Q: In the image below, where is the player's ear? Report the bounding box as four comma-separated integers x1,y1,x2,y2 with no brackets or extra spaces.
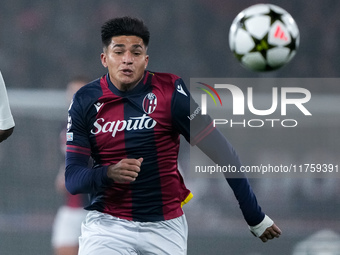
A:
144,55,149,69
101,52,108,68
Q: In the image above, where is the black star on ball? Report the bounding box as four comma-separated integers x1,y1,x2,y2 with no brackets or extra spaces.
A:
249,34,276,60
267,8,285,25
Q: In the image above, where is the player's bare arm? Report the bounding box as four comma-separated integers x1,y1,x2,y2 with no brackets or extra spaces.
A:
107,158,143,183
0,127,14,143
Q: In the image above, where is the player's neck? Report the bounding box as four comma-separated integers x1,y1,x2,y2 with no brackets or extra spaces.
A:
115,83,134,92
111,76,144,92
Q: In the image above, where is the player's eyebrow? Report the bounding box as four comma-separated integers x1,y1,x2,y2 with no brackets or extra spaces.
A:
112,44,143,48
131,44,143,49
112,44,126,48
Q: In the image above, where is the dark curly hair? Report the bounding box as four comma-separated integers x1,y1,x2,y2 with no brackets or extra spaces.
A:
101,16,150,48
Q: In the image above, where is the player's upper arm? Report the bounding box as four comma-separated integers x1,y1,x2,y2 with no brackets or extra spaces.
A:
66,92,91,149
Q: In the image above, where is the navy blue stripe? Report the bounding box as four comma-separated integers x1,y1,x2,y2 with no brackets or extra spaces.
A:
123,86,165,222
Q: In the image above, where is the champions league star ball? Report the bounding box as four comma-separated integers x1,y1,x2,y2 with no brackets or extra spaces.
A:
229,4,300,71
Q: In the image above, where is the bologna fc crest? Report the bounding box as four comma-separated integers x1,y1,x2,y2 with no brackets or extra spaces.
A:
142,93,157,114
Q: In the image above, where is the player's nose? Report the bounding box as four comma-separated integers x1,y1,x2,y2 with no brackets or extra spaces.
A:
122,51,133,64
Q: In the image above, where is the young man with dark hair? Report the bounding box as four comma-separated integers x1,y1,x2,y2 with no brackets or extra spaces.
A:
0,71,15,143
65,16,281,254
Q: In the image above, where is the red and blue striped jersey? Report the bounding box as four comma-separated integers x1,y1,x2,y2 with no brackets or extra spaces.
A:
65,71,211,222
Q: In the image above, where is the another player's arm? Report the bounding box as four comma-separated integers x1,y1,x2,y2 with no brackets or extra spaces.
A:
0,127,14,143
0,71,15,143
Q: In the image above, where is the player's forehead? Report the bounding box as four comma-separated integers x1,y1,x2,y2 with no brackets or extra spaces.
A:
109,35,146,49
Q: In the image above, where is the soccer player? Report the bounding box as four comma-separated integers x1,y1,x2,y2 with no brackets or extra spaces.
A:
52,77,89,255
65,17,281,255
0,71,15,143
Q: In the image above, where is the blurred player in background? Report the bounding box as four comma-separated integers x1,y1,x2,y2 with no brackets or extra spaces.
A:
52,76,89,255
65,17,281,255
0,71,15,143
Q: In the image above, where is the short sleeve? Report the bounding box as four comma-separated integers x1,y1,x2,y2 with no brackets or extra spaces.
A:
0,72,15,130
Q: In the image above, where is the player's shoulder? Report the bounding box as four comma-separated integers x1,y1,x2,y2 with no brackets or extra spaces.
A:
76,77,102,97
73,77,103,102
148,71,185,95
70,77,105,112
149,71,182,86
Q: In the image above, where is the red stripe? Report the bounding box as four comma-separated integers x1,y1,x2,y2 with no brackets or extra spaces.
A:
191,122,215,145
151,79,188,220
66,145,91,155
100,75,113,96
142,71,149,84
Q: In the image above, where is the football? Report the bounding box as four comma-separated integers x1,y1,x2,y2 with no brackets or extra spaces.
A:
229,4,300,72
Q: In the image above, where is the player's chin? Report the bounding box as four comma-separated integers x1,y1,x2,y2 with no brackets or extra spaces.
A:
118,76,133,85
122,76,142,86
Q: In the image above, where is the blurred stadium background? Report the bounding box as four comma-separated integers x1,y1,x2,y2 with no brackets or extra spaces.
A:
1,0,340,254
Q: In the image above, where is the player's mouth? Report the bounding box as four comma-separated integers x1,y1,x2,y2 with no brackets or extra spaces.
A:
120,69,133,76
